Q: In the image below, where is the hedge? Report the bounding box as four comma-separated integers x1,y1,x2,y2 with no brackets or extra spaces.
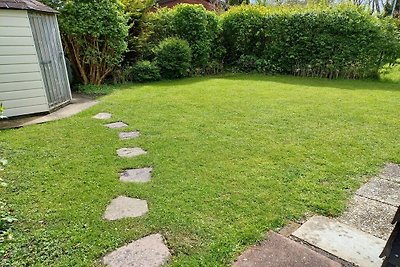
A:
221,5,400,78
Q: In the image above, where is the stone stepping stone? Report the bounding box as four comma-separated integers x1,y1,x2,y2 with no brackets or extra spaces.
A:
117,148,147,158
356,178,400,207
119,131,140,140
105,122,128,129
233,231,340,267
93,112,112,120
337,195,397,240
102,233,171,267
292,216,385,267
103,196,148,221
120,168,152,183
379,163,400,183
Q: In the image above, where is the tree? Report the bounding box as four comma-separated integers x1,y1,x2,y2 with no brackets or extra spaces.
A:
58,0,129,85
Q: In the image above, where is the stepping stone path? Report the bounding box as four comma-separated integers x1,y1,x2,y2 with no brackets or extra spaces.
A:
105,121,128,129
95,112,171,266
93,112,112,120
104,196,148,220
117,147,147,158
102,234,171,267
120,168,152,183
119,131,140,140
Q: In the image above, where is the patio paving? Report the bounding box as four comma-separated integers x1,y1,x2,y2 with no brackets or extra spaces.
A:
120,168,152,183
233,231,341,267
102,233,171,267
356,178,400,207
117,148,147,158
103,196,148,221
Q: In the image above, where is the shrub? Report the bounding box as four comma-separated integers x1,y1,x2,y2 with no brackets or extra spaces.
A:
59,0,129,85
129,61,161,82
140,5,220,71
221,5,400,78
155,38,192,79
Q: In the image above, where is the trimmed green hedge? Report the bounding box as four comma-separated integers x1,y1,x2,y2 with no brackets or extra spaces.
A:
221,5,400,78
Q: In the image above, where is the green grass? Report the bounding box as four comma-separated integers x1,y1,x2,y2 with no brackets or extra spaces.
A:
2,74,400,266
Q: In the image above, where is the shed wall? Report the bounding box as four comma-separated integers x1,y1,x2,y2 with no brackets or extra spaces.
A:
0,9,49,117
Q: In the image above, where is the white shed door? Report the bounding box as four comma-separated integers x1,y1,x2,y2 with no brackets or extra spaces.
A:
28,13,71,110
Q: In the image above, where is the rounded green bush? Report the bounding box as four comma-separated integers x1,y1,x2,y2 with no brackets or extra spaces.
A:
154,38,192,79
130,61,161,82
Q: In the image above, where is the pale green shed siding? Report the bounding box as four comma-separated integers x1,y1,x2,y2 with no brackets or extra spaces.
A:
0,9,49,117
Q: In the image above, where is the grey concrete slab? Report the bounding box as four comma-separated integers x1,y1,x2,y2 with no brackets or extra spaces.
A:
105,122,128,129
0,93,98,130
117,148,147,158
338,195,397,240
379,163,400,183
93,112,112,120
233,231,341,267
120,168,152,183
103,196,148,221
119,131,140,140
102,233,171,267
292,216,385,267
356,178,400,207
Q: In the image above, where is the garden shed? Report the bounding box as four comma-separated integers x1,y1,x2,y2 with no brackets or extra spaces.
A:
0,0,71,118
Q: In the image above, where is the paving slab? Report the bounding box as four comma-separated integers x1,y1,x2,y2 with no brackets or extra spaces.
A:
356,178,400,207
338,195,397,240
120,168,152,183
102,233,171,267
93,112,112,120
233,231,341,267
292,216,385,267
119,131,140,140
103,196,148,221
117,148,147,158
105,122,128,129
379,163,400,183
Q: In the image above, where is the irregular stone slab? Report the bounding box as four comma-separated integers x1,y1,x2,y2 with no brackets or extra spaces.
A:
119,131,140,140
93,112,112,120
379,163,400,183
233,231,341,267
120,168,152,183
102,233,171,267
105,122,128,129
338,195,397,240
356,178,400,206
117,148,147,158
103,196,148,221
292,216,385,267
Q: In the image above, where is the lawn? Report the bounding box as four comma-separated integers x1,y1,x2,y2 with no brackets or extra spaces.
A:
1,74,400,266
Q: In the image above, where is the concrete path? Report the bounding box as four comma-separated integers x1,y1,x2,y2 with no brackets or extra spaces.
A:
102,234,171,267
0,93,98,130
103,196,148,221
233,231,341,267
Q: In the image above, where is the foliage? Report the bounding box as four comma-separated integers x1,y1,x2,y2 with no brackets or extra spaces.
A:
0,103,6,119
139,5,220,72
154,38,192,79
58,0,129,85
221,5,400,78
129,60,161,82
0,159,15,246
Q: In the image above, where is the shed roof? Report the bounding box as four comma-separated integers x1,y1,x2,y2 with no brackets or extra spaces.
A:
0,0,57,13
